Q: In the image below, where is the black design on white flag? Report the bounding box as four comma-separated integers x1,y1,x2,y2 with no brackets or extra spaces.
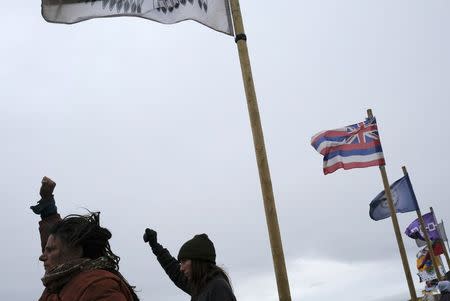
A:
42,0,233,35
153,0,208,13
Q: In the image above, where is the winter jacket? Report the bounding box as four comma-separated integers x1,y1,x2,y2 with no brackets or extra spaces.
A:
37,214,134,301
38,269,134,301
151,243,236,301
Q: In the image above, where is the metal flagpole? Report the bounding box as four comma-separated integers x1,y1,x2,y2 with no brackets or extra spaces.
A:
402,166,442,280
228,1,292,300
367,109,417,301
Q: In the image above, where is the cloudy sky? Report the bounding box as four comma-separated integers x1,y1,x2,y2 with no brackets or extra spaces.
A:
1,1,450,300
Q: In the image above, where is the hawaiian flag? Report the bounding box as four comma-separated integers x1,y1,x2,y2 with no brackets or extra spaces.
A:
311,117,385,175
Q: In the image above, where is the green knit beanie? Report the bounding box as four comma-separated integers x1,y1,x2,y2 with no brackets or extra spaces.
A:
177,234,216,264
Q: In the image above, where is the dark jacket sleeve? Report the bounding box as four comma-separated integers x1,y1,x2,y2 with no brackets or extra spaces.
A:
151,243,191,295
38,213,62,252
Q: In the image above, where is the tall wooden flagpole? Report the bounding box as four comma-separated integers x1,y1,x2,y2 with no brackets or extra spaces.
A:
229,1,292,300
367,109,417,301
401,166,442,280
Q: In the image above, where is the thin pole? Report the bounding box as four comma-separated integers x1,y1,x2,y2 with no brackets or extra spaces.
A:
228,1,291,300
402,167,442,280
430,207,449,275
443,220,450,253
441,219,450,269
441,237,450,272
367,109,417,301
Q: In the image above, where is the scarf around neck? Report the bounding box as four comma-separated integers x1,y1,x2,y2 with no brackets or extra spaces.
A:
42,256,116,293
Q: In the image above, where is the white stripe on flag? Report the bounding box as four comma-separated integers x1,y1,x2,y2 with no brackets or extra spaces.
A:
324,152,384,168
316,140,345,155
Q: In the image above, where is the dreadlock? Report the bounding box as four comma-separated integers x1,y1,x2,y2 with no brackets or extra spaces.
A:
49,212,139,301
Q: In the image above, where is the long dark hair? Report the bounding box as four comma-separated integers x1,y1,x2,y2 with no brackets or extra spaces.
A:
189,259,233,296
49,212,140,301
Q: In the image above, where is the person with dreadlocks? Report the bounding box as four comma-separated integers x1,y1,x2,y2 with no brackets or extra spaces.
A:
143,228,236,301
30,176,139,301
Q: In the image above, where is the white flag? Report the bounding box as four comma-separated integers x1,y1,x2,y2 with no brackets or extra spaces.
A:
42,0,234,35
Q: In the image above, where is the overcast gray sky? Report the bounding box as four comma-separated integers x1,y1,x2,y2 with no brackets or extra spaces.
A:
1,1,450,300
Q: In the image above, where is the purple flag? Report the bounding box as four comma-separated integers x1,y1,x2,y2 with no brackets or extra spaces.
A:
405,212,440,241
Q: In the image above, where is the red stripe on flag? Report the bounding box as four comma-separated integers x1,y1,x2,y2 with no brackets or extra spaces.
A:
320,141,382,156
313,124,379,144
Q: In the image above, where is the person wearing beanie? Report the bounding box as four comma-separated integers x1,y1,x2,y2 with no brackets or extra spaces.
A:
30,177,139,301
144,228,236,301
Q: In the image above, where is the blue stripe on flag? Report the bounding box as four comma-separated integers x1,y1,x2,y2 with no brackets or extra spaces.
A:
311,135,347,150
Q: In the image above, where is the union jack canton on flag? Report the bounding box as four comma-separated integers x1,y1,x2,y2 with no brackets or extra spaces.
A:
311,117,385,175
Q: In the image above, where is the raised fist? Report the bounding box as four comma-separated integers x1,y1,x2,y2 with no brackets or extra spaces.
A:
31,176,57,217
40,176,56,199
143,228,158,247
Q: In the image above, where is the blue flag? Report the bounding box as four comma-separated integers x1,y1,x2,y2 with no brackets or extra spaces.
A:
369,174,419,221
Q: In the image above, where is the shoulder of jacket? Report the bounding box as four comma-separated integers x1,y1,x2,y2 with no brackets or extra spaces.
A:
210,275,229,284
59,269,124,298
78,269,121,281
205,276,235,300
39,289,59,301
207,276,232,291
